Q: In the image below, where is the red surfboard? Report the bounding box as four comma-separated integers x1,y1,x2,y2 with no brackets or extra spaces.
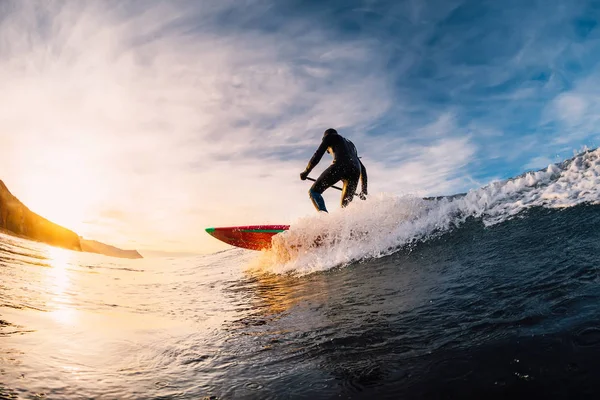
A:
205,225,290,251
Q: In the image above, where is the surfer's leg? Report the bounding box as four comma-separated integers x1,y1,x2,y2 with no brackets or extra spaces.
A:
341,174,359,208
309,165,343,212
309,190,328,212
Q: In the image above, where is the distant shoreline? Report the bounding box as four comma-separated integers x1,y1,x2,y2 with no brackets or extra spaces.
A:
0,180,142,259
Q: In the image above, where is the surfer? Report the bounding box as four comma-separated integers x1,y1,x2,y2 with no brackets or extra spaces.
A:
300,128,368,212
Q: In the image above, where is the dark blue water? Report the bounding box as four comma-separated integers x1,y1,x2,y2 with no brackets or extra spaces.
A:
214,205,600,399
2,202,600,398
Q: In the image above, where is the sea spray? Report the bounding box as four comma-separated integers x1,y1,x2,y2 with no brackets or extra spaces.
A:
252,148,600,275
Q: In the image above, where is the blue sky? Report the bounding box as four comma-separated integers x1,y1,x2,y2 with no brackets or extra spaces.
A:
185,0,600,183
1,0,600,252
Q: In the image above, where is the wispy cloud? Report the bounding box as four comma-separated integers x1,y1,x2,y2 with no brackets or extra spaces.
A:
2,0,599,253
0,1,401,252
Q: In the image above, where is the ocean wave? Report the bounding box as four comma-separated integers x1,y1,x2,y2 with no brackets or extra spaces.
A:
256,148,600,275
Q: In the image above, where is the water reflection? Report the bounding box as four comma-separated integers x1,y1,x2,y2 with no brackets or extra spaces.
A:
44,247,76,325
249,272,301,316
241,269,333,319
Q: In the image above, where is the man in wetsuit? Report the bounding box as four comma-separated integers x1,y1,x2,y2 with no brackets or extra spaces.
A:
299,128,368,212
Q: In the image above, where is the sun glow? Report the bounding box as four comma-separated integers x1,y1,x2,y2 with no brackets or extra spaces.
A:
15,149,107,235
0,1,413,254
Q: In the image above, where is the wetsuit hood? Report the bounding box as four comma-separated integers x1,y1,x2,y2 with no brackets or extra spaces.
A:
323,128,338,138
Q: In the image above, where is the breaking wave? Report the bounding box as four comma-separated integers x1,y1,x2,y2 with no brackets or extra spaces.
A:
254,148,600,275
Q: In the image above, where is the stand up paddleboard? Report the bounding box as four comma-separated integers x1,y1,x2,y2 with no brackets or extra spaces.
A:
205,176,367,251
205,225,290,251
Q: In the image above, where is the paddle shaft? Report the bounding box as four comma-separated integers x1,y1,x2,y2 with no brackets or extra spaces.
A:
306,176,363,199
305,176,345,192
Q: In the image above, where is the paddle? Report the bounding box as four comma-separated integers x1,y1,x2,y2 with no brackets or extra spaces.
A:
305,177,365,200
305,176,345,192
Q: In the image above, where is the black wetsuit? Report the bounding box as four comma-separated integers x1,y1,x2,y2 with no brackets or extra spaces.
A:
303,132,367,212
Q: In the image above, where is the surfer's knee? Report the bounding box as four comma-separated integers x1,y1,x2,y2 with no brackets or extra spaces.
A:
308,185,324,199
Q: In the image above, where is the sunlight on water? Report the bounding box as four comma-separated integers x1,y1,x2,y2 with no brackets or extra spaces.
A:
44,247,77,325
46,247,71,290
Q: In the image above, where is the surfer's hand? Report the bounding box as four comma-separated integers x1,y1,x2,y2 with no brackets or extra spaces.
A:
359,192,367,200
300,171,309,181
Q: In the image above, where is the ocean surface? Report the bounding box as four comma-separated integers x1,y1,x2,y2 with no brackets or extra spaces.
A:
3,149,600,399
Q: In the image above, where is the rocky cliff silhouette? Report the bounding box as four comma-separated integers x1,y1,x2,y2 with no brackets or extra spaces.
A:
0,180,142,259
80,239,142,259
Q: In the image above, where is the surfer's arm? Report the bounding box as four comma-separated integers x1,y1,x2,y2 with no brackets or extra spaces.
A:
359,161,368,195
304,138,329,174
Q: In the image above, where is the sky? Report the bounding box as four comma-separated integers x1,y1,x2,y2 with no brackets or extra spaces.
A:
1,0,600,254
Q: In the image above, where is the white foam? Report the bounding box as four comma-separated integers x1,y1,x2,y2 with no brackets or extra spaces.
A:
254,148,600,275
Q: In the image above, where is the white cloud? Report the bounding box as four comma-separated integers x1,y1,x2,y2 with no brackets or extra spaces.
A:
0,1,477,253
523,155,556,171
542,79,600,146
365,135,477,196
554,94,588,124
